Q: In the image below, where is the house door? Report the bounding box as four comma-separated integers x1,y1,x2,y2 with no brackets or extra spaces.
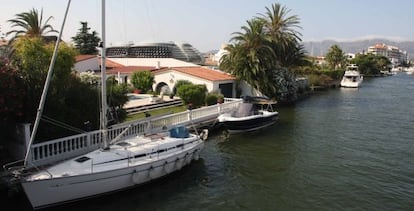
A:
219,83,233,98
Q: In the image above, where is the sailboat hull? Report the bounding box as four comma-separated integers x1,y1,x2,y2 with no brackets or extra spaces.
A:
21,142,203,209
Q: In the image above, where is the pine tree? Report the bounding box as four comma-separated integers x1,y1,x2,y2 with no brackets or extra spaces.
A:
71,22,101,54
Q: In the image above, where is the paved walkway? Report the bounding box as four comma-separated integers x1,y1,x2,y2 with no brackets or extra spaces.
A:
124,94,179,109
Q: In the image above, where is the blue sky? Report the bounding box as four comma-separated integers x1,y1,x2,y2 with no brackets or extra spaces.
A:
1,0,413,52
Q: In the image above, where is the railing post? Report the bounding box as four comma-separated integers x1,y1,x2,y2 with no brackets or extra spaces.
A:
218,103,222,115
147,119,152,134
187,110,192,122
86,132,91,151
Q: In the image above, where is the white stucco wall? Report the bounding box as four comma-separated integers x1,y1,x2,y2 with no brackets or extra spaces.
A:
153,69,235,96
239,80,263,97
110,72,129,84
153,70,212,92
74,58,99,73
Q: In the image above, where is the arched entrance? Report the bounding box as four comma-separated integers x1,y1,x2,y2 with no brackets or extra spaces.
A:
155,82,171,94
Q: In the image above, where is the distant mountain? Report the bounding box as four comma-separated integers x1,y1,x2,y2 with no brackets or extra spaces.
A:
303,39,414,59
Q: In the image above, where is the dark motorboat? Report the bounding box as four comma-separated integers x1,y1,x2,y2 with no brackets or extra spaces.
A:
217,96,279,133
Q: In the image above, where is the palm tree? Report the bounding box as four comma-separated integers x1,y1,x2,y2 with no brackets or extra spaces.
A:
325,45,346,70
258,3,302,45
220,19,276,95
257,3,306,68
279,41,310,69
221,3,305,102
6,8,57,40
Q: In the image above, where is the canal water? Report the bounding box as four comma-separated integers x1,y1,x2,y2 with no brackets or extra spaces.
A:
8,73,414,210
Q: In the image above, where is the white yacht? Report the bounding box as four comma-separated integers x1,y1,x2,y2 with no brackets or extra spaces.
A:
340,64,363,88
406,67,414,75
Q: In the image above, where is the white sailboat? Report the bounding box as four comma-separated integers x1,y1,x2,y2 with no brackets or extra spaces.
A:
6,1,206,209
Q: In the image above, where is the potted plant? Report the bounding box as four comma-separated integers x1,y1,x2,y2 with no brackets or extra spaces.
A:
133,89,141,94
217,95,224,104
149,91,160,103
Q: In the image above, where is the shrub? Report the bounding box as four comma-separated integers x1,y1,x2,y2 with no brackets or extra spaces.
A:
0,58,25,143
177,84,207,108
130,70,154,93
324,69,345,80
307,74,333,87
173,80,192,94
205,93,224,106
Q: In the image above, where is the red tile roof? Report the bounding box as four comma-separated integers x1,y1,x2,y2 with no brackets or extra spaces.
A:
155,67,235,81
97,58,125,68
374,43,386,49
75,54,97,62
107,66,167,74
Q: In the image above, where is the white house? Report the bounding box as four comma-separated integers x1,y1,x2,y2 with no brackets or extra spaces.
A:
74,55,99,72
74,56,263,98
152,66,236,97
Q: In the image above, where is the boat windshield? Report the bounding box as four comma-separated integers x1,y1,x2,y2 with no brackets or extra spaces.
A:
234,103,255,117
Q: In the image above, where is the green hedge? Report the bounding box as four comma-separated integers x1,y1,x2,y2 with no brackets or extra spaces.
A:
177,84,207,108
205,93,224,106
323,69,345,80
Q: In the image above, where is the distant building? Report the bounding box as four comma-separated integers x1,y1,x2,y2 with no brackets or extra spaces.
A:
313,53,354,67
213,44,229,65
314,56,327,66
368,43,407,66
105,41,204,65
345,53,356,60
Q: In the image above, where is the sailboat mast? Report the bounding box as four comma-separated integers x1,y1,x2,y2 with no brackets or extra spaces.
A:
23,0,72,166
101,0,108,149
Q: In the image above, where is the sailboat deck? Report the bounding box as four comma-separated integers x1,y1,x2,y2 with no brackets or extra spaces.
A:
27,133,200,181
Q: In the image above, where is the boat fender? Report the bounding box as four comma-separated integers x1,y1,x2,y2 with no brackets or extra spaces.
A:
194,149,200,160
148,166,155,179
132,169,141,184
185,152,192,164
200,129,209,141
175,157,183,169
164,161,173,173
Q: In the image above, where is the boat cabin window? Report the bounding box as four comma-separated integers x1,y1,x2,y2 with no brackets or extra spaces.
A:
75,156,91,163
116,142,131,147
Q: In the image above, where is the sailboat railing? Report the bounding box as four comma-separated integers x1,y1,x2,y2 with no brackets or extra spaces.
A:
27,98,242,166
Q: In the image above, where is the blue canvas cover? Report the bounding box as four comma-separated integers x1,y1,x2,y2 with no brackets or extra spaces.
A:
169,126,189,138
